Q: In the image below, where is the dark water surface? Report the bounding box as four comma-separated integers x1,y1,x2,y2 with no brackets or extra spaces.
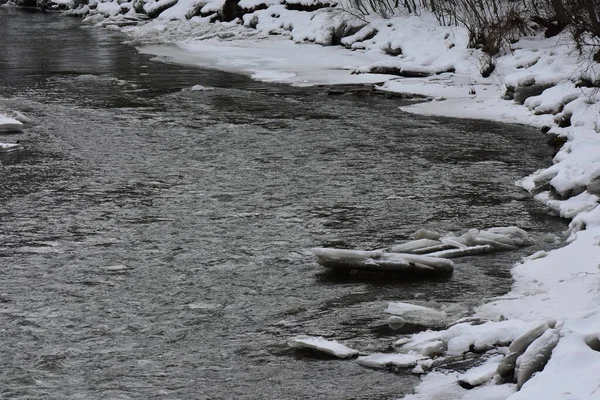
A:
0,7,566,400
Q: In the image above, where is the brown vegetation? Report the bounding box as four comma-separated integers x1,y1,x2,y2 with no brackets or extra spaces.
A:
348,0,600,59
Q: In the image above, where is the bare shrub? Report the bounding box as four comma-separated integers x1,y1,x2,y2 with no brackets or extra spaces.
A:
343,0,435,18
432,0,532,55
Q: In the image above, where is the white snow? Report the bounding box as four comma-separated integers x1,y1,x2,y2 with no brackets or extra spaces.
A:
457,354,504,388
403,370,516,400
287,335,359,358
442,320,528,355
138,38,395,86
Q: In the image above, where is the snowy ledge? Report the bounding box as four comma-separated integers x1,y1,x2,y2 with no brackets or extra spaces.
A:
29,3,600,398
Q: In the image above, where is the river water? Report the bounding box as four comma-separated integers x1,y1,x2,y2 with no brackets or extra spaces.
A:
0,7,566,400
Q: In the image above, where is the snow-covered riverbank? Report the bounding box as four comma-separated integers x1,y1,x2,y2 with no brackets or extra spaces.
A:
128,15,600,395
6,1,600,397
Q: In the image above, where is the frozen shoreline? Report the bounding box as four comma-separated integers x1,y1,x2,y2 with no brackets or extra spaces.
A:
111,11,600,400
124,18,600,396
7,2,600,397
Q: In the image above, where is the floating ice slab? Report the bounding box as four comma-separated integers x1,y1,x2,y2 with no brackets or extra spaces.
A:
385,302,448,328
189,84,215,91
390,239,441,253
10,111,32,123
0,142,24,153
0,114,23,132
311,248,453,274
287,335,358,358
357,353,426,369
389,226,532,259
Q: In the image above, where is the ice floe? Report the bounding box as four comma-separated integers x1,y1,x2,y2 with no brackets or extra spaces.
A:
312,226,531,275
287,335,359,358
357,353,426,369
311,247,454,274
0,142,23,153
385,302,447,329
0,113,23,132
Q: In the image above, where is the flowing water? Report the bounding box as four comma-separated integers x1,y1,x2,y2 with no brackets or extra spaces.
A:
0,7,566,400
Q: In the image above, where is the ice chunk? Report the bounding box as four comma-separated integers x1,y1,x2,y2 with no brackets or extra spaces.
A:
390,238,441,253
0,142,24,153
357,353,426,369
509,319,557,353
515,328,560,389
190,85,215,91
457,354,504,388
440,236,468,249
288,335,359,358
444,320,527,355
311,248,453,274
394,329,444,351
411,243,455,254
412,229,442,240
99,264,131,273
523,250,548,261
388,253,454,269
10,111,32,123
0,114,23,132
426,245,494,258
465,229,517,250
497,351,521,378
386,302,447,328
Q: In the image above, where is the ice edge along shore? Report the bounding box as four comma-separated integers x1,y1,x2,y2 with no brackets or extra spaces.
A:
4,3,600,399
